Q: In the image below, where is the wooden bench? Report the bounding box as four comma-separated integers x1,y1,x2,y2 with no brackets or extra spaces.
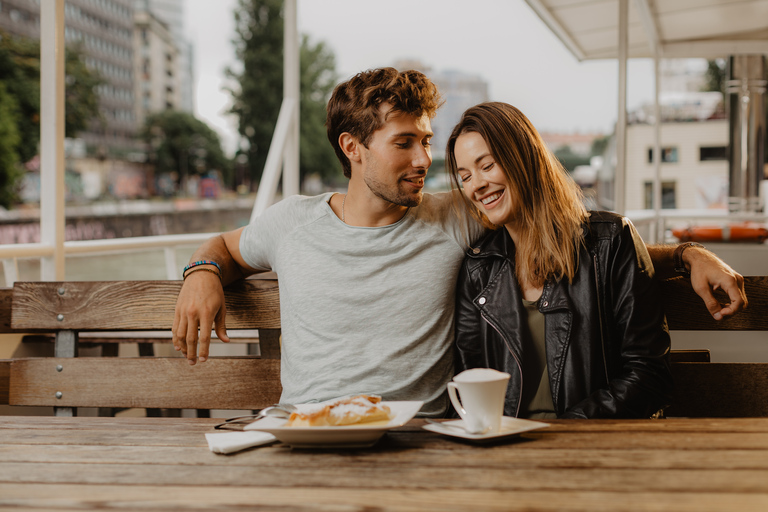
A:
1,277,767,418
660,276,768,417
1,280,282,416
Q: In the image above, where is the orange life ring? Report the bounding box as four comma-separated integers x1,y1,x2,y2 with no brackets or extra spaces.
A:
672,223,768,243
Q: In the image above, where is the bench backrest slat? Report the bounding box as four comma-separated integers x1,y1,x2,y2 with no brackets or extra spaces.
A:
667,362,768,417
660,276,768,331
7,357,281,410
10,280,280,331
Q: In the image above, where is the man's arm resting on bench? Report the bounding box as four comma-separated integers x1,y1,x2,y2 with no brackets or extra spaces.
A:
647,243,747,321
173,227,265,365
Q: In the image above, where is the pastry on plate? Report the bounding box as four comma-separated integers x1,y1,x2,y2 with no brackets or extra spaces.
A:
286,394,392,427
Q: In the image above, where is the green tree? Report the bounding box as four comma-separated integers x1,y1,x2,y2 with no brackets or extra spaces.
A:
227,0,284,185
0,31,103,163
0,82,22,208
702,59,726,95
554,145,590,172
590,135,610,157
0,33,41,164
65,41,104,137
142,110,231,191
227,0,339,189
299,34,339,184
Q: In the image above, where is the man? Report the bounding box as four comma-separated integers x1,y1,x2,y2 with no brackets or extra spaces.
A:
173,68,746,415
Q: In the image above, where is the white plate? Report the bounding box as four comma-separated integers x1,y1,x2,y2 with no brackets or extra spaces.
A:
423,416,549,442
244,401,423,448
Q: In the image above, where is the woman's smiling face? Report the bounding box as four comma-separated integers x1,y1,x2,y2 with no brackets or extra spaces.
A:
454,131,516,227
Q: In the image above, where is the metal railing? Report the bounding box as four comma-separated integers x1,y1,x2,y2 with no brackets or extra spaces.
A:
1,232,218,285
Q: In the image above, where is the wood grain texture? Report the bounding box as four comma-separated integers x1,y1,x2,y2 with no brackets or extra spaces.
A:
669,349,711,362
668,362,768,417
8,357,281,410
0,483,764,512
661,276,768,331
0,288,12,333
0,360,9,405
0,418,767,511
11,279,280,331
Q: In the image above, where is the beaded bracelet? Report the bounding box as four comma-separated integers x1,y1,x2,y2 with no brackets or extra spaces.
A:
183,260,222,279
183,267,222,281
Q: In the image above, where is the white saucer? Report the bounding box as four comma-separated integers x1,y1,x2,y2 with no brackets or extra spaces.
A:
423,416,549,441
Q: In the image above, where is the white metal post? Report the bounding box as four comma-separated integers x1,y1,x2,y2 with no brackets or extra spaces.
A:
615,0,628,216
653,55,663,242
283,0,300,197
39,0,67,280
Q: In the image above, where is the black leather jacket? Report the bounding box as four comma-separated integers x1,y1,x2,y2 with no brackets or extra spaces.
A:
454,211,673,419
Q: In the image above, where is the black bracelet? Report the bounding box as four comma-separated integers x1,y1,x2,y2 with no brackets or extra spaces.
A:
673,242,705,276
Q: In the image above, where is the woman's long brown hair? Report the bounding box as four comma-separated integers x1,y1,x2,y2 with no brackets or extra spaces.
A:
446,102,588,288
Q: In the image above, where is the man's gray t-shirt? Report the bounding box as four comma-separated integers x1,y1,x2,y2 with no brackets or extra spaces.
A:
240,191,484,414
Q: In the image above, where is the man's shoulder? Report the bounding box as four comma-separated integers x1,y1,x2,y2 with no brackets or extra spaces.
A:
261,193,332,220
274,192,333,209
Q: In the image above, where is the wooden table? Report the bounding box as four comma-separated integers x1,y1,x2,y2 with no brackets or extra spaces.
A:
1,416,767,511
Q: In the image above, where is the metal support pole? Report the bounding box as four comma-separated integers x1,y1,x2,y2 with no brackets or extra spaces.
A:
653,54,663,242
615,0,628,215
283,0,300,197
40,0,66,280
54,330,78,417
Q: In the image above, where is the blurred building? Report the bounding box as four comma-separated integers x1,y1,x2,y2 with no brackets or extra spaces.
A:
0,0,138,156
429,70,489,157
392,60,489,158
133,0,182,130
141,0,194,114
597,61,732,211
623,117,729,210
0,0,38,38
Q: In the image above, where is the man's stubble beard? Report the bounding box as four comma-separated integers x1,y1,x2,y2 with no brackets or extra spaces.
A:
364,173,423,208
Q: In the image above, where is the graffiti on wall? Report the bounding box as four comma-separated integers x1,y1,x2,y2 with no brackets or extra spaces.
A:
0,220,116,244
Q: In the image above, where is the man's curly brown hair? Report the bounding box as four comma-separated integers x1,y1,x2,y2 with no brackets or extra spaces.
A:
326,68,442,178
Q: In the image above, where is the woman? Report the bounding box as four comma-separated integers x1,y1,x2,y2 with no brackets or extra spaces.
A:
447,102,673,419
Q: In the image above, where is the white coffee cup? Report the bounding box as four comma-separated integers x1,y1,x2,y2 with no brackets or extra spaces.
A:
447,368,511,434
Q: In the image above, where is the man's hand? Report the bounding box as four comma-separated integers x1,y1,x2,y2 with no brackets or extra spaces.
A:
172,270,230,365
172,228,251,365
685,246,747,320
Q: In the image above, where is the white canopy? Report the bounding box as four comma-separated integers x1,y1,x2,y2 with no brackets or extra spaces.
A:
524,0,768,61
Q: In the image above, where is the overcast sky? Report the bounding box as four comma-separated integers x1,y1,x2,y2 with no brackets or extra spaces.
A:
185,0,658,156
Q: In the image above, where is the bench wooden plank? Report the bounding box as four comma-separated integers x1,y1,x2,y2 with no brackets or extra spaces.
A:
0,288,12,333
11,280,280,331
661,276,768,331
0,360,9,405
21,331,261,344
667,362,768,417
7,357,281,410
669,349,711,363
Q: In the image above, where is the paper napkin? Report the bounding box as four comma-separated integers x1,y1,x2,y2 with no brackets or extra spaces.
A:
205,431,277,454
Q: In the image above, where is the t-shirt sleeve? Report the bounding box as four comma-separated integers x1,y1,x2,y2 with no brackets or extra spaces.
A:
239,195,310,271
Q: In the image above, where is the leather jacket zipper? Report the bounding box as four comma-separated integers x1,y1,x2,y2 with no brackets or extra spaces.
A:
593,253,610,383
480,311,523,418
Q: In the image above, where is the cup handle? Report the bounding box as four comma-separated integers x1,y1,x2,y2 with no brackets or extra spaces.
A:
448,382,485,434
447,382,467,419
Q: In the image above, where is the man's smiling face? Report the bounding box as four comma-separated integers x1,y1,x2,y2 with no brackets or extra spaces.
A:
358,104,433,208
